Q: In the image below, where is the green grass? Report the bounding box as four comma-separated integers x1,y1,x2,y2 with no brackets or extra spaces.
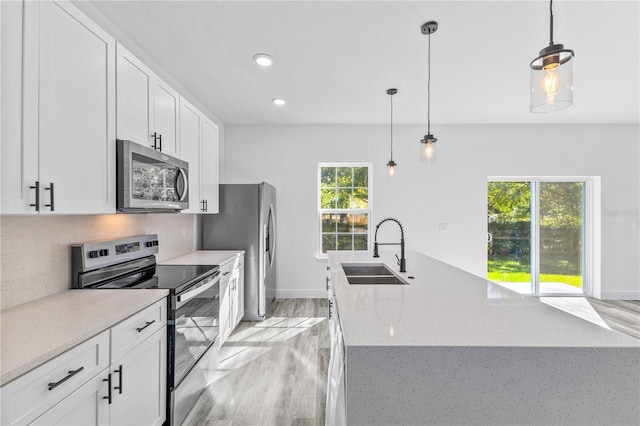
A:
487,271,582,288
488,257,582,288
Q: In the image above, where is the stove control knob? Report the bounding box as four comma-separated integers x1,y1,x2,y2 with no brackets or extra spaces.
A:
153,240,159,246
88,250,99,258
146,241,153,247
99,249,109,257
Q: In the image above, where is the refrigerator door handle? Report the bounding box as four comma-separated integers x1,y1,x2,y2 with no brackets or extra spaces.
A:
268,204,276,266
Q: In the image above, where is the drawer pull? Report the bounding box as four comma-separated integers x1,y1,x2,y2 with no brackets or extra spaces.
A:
136,320,155,333
47,366,84,391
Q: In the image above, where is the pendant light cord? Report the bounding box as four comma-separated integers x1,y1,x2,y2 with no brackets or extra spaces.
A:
427,33,432,135
549,0,554,45
390,92,394,160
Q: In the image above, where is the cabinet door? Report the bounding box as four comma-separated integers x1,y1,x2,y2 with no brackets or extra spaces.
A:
29,1,115,214
153,81,180,157
110,327,167,426
218,275,231,347
29,371,110,426
200,118,219,214
1,0,34,214
236,257,245,323
23,0,116,214
179,98,202,213
116,43,153,148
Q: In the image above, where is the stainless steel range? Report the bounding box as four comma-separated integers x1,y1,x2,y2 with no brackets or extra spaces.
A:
71,234,219,425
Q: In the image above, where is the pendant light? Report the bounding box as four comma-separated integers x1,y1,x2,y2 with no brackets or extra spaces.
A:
386,88,398,178
530,0,574,113
420,21,438,163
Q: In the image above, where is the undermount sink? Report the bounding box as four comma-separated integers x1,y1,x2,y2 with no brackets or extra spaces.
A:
341,263,409,285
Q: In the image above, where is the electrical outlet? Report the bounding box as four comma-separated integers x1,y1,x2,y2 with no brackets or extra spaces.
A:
438,222,447,231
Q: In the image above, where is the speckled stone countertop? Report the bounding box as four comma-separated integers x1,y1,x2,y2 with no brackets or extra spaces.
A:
160,250,244,266
0,289,168,386
330,250,639,348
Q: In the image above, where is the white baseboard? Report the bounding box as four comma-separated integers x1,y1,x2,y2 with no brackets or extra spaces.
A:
599,290,640,300
275,288,327,299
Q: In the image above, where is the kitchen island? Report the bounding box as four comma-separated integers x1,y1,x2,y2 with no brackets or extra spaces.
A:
327,250,640,425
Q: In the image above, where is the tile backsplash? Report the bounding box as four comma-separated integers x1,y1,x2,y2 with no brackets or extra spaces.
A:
0,214,198,310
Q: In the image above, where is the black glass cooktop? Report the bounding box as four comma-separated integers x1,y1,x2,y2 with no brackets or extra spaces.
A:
95,264,218,293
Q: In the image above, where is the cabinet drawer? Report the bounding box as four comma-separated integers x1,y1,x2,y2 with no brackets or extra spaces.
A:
111,299,166,362
0,330,109,425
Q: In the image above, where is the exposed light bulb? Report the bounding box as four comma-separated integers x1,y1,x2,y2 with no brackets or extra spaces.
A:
542,67,560,105
424,141,435,160
420,136,437,163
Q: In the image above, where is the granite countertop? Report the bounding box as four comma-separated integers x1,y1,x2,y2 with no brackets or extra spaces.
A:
0,289,168,386
330,250,640,348
160,250,244,266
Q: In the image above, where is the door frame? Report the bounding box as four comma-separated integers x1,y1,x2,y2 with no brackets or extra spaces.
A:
488,176,601,298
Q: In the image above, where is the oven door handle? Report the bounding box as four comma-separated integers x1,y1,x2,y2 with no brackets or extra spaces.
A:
177,275,219,303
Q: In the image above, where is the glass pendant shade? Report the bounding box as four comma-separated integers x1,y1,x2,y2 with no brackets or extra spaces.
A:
530,46,574,113
386,160,397,178
420,135,437,163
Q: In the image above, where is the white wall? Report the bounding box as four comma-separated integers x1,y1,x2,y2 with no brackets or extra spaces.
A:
224,124,640,300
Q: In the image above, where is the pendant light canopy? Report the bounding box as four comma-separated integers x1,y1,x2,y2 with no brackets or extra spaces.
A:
386,88,398,178
420,21,438,163
530,0,574,113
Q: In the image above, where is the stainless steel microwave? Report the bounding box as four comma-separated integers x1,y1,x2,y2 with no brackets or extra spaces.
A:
117,139,189,212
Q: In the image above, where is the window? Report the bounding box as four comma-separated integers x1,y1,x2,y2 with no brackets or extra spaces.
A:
318,164,372,256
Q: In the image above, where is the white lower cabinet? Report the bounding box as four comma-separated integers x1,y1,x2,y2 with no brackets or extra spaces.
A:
326,272,347,426
29,371,110,426
109,327,166,426
218,254,245,346
0,299,167,426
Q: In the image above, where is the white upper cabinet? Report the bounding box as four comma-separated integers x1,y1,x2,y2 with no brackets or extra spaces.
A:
200,118,220,214
179,98,202,213
180,98,219,214
116,43,180,158
5,0,116,214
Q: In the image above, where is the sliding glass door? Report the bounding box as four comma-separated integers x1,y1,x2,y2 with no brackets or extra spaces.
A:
488,179,587,296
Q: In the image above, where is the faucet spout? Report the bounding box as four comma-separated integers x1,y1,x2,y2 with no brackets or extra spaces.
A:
373,217,406,273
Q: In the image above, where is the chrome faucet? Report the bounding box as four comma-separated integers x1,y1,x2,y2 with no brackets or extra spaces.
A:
373,217,406,272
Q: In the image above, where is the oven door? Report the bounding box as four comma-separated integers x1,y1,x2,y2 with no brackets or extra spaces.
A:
172,275,220,388
117,139,189,212
169,273,220,425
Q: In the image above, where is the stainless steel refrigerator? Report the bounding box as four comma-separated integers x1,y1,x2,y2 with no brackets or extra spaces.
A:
201,183,276,321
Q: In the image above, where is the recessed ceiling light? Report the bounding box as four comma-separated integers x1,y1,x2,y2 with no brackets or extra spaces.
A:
272,98,286,106
253,53,273,67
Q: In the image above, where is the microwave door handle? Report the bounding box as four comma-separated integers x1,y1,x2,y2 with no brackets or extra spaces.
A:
175,168,188,201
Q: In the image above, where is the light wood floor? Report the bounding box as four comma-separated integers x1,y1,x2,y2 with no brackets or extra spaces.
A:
182,298,329,426
182,297,638,426
588,299,640,339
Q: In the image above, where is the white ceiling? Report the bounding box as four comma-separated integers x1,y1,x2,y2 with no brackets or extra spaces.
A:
85,0,639,125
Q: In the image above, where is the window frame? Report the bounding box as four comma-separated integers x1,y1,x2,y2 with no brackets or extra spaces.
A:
317,162,373,258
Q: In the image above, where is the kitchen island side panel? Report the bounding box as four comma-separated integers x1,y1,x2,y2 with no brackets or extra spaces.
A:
346,345,640,426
